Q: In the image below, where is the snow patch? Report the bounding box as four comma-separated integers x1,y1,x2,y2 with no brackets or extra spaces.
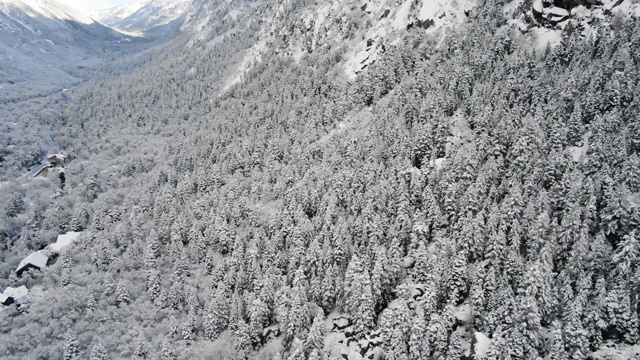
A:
344,0,415,78
454,304,472,323
532,27,562,50
418,0,475,27
4,0,95,24
591,342,640,359
433,157,446,170
392,0,413,31
610,0,640,17
220,37,268,93
473,332,491,358
567,131,591,163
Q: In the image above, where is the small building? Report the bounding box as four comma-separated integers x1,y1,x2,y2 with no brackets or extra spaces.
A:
34,166,50,178
1,286,28,306
16,252,49,277
49,231,81,253
47,153,67,167
0,293,11,306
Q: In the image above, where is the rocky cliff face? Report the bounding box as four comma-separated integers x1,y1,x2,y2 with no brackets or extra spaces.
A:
531,0,635,27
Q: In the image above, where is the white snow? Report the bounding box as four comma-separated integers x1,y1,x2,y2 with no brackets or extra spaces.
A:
473,332,491,358
2,285,28,301
548,6,569,17
454,304,472,323
504,0,525,17
433,157,446,170
591,342,640,359
1,0,95,24
402,256,416,268
333,318,350,329
91,1,145,25
344,0,415,78
344,0,474,78
543,6,570,22
49,231,81,253
567,131,591,163
532,27,562,50
418,0,475,26
532,0,544,14
107,0,191,32
16,251,48,273
392,0,413,31
610,0,640,17
220,37,268,93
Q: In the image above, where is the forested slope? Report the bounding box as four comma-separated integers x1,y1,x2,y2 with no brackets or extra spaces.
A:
1,0,640,359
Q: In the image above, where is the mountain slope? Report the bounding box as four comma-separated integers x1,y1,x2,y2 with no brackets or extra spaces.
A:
91,2,145,27
105,0,192,35
0,0,134,102
1,0,640,359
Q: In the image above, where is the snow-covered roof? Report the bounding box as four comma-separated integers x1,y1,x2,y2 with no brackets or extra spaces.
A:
16,251,49,273
0,293,9,304
48,153,67,160
3,286,28,301
49,231,81,253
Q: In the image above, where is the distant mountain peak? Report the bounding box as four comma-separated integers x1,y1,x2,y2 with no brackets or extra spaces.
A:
91,2,146,27
0,0,95,24
94,0,192,34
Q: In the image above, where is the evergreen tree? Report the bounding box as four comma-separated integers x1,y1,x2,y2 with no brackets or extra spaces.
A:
115,281,130,306
305,313,325,356
89,342,107,360
63,333,79,360
160,340,175,360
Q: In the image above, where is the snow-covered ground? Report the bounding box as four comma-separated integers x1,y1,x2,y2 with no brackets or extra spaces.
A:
108,0,191,33
592,343,640,359
418,0,476,26
91,1,146,26
220,37,268,94
0,0,95,25
532,27,563,50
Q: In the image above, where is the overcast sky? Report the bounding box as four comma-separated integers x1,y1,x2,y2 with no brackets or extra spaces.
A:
58,0,137,13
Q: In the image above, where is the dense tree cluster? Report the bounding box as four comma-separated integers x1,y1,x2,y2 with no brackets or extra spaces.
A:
1,0,639,359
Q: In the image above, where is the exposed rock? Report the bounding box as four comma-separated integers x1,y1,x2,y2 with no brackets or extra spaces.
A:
532,0,571,25
261,325,281,343
411,284,425,301
331,316,351,332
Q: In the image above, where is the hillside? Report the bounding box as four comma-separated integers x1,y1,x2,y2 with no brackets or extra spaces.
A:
0,0,639,359
98,0,194,36
0,0,136,102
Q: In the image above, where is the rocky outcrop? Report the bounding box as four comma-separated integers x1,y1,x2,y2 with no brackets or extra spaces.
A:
532,0,570,25
532,0,626,26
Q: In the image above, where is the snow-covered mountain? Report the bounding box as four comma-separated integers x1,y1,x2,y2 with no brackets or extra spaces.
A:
2,0,640,358
91,1,145,27
0,0,132,102
102,0,193,35
182,0,639,86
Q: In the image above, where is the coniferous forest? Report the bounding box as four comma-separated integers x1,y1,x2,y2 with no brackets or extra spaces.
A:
1,0,640,359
